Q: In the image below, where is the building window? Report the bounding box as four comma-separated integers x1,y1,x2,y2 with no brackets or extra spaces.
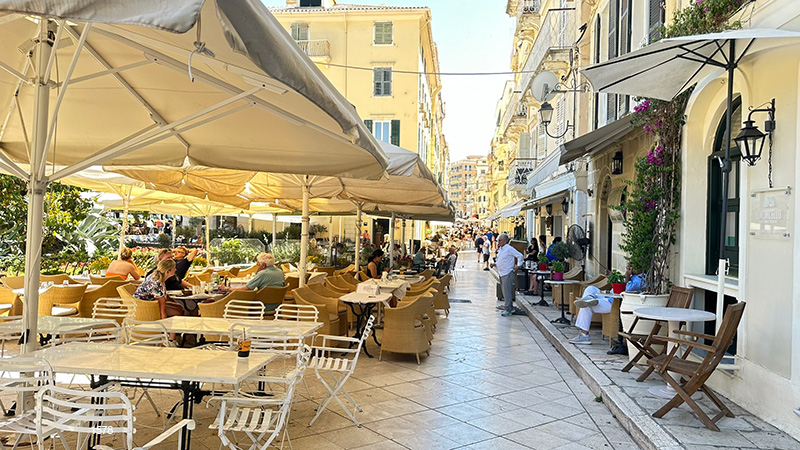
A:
299,0,321,6
373,67,392,97
374,22,393,45
372,121,391,143
290,23,309,41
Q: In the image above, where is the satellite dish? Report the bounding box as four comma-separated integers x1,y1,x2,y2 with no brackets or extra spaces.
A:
530,71,559,103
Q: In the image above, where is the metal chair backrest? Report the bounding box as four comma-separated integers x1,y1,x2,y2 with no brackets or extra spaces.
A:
37,385,135,449
0,356,53,394
51,321,122,346
123,318,169,347
92,297,137,323
666,286,694,309
224,300,265,320
275,304,319,322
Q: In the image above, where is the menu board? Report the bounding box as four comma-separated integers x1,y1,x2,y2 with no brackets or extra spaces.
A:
749,187,792,239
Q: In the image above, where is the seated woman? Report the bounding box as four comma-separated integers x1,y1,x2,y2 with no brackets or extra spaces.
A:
105,247,141,281
134,259,185,325
367,249,385,279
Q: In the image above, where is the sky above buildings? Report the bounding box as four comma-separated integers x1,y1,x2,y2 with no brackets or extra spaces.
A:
261,0,516,162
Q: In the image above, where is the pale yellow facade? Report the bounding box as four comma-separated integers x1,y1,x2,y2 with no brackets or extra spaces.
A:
270,0,448,183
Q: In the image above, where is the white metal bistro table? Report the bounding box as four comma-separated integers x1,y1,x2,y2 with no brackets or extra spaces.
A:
0,316,119,346
136,316,323,340
339,292,392,358
31,342,276,450
545,280,581,325
633,307,716,399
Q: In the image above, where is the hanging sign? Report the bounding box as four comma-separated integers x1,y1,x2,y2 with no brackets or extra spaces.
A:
749,186,792,238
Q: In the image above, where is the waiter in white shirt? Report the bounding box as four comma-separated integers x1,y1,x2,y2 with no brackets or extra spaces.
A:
491,233,524,316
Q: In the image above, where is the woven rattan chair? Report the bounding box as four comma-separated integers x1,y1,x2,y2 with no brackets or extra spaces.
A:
284,275,308,302
647,302,745,431
601,297,623,345
313,266,335,276
40,285,85,316
90,274,125,284
0,276,25,289
339,274,358,286
116,283,137,299
117,283,161,321
280,264,294,273
77,279,126,318
237,264,259,278
40,274,79,284
293,287,342,336
621,286,696,379
0,286,23,316
381,294,432,364
324,276,354,293
433,274,452,317
253,286,289,318
417,269,435,280
217,267,241,279
333,264,355,276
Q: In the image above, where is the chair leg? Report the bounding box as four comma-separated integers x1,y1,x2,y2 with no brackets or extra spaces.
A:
416,353,420,365
636,364,657,382
702,385,735,419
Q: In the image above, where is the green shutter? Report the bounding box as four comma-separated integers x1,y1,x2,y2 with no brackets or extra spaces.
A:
364,119,373,132
390,120,400,146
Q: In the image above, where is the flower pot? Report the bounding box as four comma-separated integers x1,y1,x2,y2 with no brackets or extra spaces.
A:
620,292,669,361
553,272,564,281
538,263,548,270
612,283,626,294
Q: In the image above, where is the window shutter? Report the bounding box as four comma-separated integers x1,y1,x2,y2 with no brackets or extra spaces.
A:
617,0,631,117
537,123,546,157
290,23,308,41
607,0,619,123
384,69,392,96
364,119,373,132
390,120,400,146
556,97,566,146
518,132,531,159
374,22,393,45
649,0,665,43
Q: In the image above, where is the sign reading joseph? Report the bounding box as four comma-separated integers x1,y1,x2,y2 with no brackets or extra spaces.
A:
749,187,792,239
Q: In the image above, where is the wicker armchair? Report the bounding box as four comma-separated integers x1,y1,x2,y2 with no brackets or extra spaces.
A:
0,276,25,289
326,276,355,293
307,282,348,299
333,264,355,276
417,269,435,280
433,275,452,317
41,285,86,316
237,265,258,278
552,267,583,310
313,266,335,276
193,269,213,283
252,286,288,317
116,283,160,321
570,276,610,316
184,275,202,286
40,274,79,284
90,274,125,284
77,279,126,318
116,284,138,299
284,275,309,302
280,264,293,273
601,297,623,345
216,267,240,279
292,286,344,336
198,291,255,318
0,286,22,316
380,293,433,364
406,279,439,296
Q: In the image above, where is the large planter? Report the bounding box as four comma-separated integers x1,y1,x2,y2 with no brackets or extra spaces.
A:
620,292,669,362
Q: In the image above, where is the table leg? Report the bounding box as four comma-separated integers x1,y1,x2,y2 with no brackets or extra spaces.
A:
647,321,702,400
551,286,571,325
534,275,549,307
345,303,374,358
179,381,195,450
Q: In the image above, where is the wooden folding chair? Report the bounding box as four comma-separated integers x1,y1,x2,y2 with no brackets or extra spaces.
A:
647,302,745,431
621,286,695,380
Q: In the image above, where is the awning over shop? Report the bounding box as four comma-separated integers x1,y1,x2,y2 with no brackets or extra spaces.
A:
487,198,528,221
559,115,634,165
526,148,561,194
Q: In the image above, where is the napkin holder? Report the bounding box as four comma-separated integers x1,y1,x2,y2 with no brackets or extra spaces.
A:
356,283,381,295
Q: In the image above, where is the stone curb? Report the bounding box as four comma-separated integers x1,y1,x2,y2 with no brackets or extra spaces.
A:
517,299,685,450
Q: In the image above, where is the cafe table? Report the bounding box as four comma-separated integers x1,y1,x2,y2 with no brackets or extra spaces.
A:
0,316,118,338
31,342,276,450
339,292,392,357
135,316,322,341
531,270,551,307
545,280,581,325
632,307,716,399
12,284,100,296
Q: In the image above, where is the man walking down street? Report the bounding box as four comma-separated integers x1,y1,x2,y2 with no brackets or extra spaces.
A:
491,233,523,317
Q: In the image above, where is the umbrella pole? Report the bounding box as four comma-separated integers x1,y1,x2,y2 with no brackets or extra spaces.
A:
205,215,211,267
716,39,736,332
22,20,53,356
338,217,343,244
171,216,177,248
355,203,363,273
272,213,278,251
389,213,395,271
118,191,130,254
328,216,333,255
248,213,254,233
410,220,415,254
401,219,407,257
299,176,311,287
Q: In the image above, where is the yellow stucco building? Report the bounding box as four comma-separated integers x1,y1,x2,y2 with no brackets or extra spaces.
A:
269,0,448,184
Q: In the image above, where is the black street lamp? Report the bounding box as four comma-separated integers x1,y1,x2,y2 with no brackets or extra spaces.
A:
561,198,569,214
611,151,623,175
734,98,775,166
545,204,552,216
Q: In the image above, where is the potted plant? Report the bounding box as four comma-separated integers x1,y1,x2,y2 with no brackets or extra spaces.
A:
551,241,570,261
552,261,565,281
537,254,549,271
608,269,626,294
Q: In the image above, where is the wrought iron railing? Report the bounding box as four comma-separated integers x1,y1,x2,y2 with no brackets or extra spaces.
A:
508,158,537,190
295,39,330,58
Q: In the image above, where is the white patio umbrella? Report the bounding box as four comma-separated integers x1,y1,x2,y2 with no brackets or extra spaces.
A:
113,141,446,277
582,28,800,329
0,0,388,353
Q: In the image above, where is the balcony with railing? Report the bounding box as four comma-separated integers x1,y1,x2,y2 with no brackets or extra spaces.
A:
517,7,575,100
295,39,330,62
508,158,537,192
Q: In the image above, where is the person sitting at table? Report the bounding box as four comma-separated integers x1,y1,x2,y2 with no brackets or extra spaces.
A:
546,236,562,261
225,253,285,308
446,246,458,271
412,248,426,271
569,267,645,345
165,246,200,291
145,248,173,278
367,249,385,279
525,238,538,261
105,247,141,281
134,259,184,337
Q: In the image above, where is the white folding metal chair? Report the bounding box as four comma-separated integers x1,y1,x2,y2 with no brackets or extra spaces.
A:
0,315,22,358
274,304,319,322
122,318,169,417
51,321,122,346
308,315,375,427
224,300,265,321
92,297,137,322
36,384,195,450
0,357,54,449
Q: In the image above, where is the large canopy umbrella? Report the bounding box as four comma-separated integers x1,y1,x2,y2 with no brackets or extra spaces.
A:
0,0,388,353
582,28,800,329
113,141,447,275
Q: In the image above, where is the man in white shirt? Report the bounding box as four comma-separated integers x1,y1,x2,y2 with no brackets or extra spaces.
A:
481,235,491,271
491,233,523,316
